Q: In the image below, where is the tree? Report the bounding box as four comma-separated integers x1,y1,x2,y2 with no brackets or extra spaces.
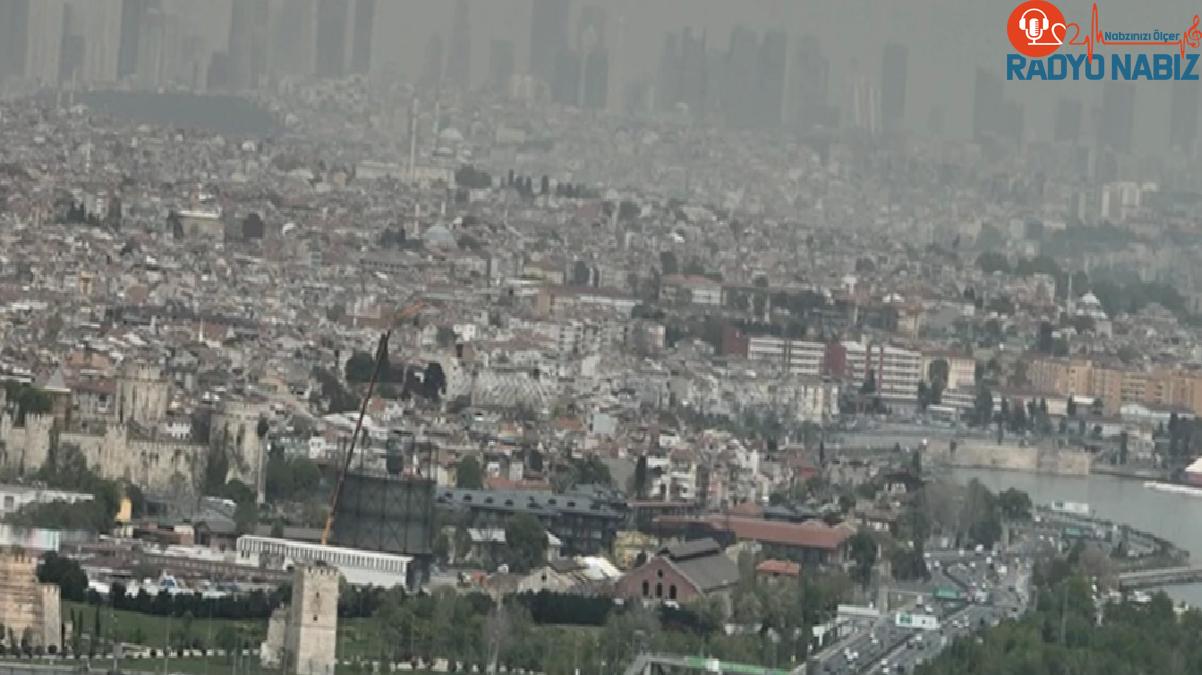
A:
455,164,492,189
633,454,649,500
860,368,877,396
241,212,265,239
571,260,591,286
436,326,457,348
998,488,1032,521
422,362,447,401
1010,399,1028,433
916,381,930,410
233,500,258,535
972,386,994,427
215,626,239,661
503,513,547,573
456,456,484,489
1037,321,1055,353
660,251,679,275
569,455,613,487
3,382,52,424
38,552,88,601
976,250,1010,274
848,531,878,589
266,456,321,501
961,480,1002,549
345,351,376,383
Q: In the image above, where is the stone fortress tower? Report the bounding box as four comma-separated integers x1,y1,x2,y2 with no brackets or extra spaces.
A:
0,548,62,651
209,398,270,502
261,564,340,675
116,360,170,428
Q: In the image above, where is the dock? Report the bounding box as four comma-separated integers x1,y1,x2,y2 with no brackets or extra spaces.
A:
1118,566,1202,590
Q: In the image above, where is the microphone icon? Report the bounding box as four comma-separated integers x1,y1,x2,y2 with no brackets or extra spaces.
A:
1020,8,1050,43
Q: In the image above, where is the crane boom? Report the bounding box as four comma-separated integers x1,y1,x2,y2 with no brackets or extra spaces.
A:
319,300,425,548
321,330,390,546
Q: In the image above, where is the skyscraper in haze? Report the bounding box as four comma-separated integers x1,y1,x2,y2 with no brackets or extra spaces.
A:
880,42,907,133
446,0,471,88
1053,98,1082,144
1169,84,1198,153
530,0,570,86
724,26,759,128
422,34,445,89
489,39,515,92
117,0,154,80
0,0,31,83
578,5,608,109
657,32,681,112
680,28,708,117
972,67,1002,142
79,0,123,84
789,35,828,132
269,0,316,79
59,1,86,85
315,0,350,78
851,75,880,135
1000,99,1024,146
350,0,374,74
552,46,580,105
1099,81,1135,153
228,0,269,90
757,30,787,128
134,5,167,88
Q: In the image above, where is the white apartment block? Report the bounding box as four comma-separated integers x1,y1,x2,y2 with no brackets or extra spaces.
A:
842,341,923,403
645,455,696,501
747,336,826,377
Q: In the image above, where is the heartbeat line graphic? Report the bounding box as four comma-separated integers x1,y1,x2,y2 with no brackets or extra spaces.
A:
1065,3,1202,60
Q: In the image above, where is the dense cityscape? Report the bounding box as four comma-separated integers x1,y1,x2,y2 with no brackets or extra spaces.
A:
2,1,1202,674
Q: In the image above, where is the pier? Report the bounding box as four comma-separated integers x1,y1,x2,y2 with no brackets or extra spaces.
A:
1118,566,1202,590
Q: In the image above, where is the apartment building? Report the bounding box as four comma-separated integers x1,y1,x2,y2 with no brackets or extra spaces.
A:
747,336,827,377
659,275,723,306
840,341,923,403
1027,356,1202,416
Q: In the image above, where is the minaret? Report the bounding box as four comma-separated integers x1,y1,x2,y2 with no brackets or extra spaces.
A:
1066,272,1075,315
407,97,419,181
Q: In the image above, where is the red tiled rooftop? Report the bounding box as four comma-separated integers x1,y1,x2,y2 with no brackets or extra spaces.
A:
654,514,851,551
756,559,801,577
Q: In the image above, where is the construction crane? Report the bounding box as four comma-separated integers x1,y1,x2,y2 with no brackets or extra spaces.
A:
320,301,425,546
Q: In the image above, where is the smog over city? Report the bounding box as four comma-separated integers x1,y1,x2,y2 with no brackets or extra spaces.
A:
3,1,1202,674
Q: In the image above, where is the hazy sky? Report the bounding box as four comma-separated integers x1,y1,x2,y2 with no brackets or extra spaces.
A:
360,0,1199,148
7,0,1200,151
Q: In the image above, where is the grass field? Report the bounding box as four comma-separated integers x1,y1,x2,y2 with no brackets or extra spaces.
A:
60,603,414,664
62,602,266,653
56,601,580,672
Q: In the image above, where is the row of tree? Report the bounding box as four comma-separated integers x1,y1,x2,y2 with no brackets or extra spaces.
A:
344,350,446,402
4,443,139,534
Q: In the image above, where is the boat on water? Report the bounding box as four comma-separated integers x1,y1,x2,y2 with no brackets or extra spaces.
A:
1143,481,1202,497
1049,500,1092,516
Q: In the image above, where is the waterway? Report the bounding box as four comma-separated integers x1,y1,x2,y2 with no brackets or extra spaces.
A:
948,467,1202,606
75,91,280,136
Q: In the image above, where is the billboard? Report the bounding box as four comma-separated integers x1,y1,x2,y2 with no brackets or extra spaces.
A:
331,472,436,557
895,612,939,630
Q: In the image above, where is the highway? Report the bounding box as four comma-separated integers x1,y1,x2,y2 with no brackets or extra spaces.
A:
812,548,1032,675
